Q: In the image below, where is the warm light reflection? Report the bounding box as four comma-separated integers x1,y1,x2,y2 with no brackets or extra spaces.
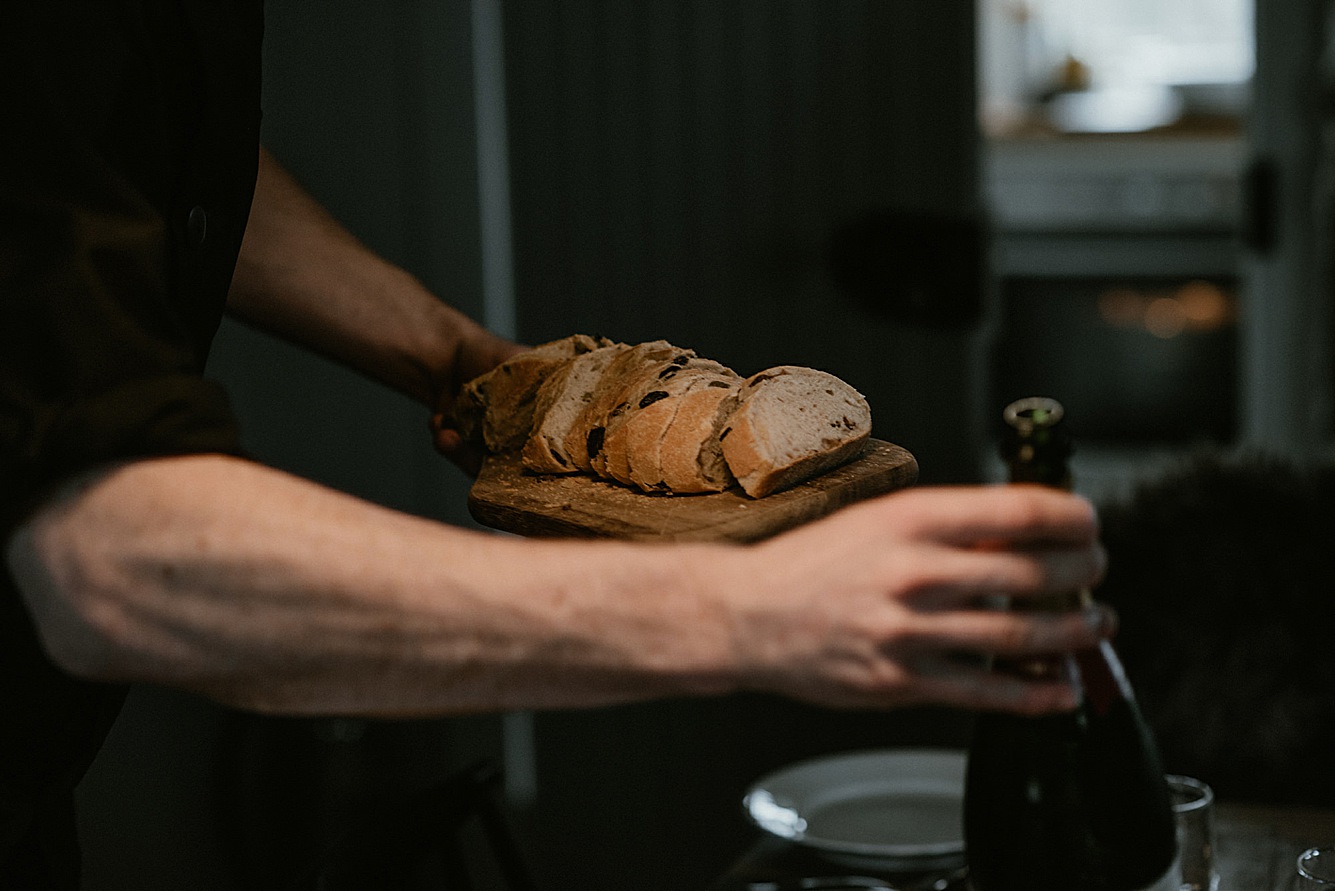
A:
1096,280,1234,339
1144,296,1187,338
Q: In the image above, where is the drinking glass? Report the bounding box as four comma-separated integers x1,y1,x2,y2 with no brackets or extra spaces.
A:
1166,774,1218,891
1296,846,1335,888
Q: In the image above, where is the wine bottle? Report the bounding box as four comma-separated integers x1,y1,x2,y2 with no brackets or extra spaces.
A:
963,397,1178,891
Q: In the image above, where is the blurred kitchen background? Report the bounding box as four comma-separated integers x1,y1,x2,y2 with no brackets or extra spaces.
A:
71,1,1335,889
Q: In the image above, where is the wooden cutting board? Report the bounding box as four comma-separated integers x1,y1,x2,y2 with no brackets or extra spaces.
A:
467,439,917,543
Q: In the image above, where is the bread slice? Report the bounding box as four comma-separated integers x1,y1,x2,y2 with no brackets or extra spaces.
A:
698,385,742,492
601,358,738,488
620,376,699,491
591,353,696,482
653,374,743,493
562,340,689,473
454,334,606,453
522,343,630,474
719,366,871,498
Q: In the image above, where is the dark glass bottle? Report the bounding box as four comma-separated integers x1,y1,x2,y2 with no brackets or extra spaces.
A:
963,397,1177,891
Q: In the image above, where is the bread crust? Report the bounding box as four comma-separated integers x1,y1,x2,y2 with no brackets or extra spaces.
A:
562,341,686,473
522,343,629,473
593,354,698,483
622,384,687,490
616,363,740,491
602,368,691,487
656,375,741,493
454,334,605,453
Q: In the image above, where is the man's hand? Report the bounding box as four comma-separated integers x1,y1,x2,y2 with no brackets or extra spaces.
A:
719,484,1111,714
429,331,524,475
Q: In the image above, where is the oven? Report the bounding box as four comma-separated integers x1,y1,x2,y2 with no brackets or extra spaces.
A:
982,134,1248,497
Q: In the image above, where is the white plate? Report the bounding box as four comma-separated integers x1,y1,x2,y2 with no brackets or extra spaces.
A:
742,748,967,870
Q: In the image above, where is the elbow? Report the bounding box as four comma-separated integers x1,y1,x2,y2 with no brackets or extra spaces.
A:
5,519,138,684
39,621,124,684
37,604,127,684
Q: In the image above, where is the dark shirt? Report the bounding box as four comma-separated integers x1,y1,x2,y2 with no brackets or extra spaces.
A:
0,2,263,885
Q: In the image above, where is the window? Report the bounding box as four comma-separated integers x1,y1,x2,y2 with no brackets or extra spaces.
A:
1033,0,1253,87
979,0,1255,134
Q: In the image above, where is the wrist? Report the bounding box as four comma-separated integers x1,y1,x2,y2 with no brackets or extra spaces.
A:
657,542,750,698
417,301,521,410
533,538,746,701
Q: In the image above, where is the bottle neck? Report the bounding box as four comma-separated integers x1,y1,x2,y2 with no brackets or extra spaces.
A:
1001,396,1074,489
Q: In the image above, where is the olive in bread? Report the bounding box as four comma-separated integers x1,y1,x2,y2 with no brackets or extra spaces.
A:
718,365,872,498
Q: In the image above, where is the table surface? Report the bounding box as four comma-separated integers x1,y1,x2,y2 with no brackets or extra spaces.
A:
713,801,1335,890
1213,802,1335,889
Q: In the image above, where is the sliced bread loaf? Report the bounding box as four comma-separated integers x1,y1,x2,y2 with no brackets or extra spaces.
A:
719,366,871,498
698,384,742,492
462,334,874,499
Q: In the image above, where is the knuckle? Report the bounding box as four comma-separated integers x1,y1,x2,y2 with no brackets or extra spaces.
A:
896,568,946,603
1006,555,1050,592
874,609,932,650
866,665,914,698
1006,494,1051,533
868,621,916,656
995,615,1041,652
1006,487,1097,538
977,553,1049,597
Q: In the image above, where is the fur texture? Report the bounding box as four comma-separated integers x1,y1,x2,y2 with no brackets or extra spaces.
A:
1094,452,1335,807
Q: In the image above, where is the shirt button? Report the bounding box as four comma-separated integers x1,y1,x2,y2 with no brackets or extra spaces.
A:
187,205,209,249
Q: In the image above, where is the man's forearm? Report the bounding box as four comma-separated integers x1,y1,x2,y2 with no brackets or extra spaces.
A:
5,455,737,715
6,452,1117,719
227,147,514,408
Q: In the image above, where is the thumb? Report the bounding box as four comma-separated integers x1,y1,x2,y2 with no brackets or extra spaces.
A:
431,414,485,477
